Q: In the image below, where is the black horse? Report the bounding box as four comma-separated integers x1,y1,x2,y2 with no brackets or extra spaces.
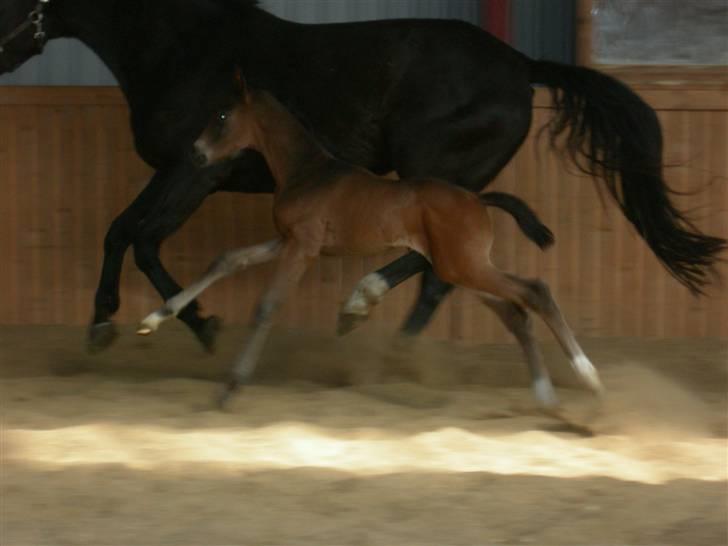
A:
1,0,724,352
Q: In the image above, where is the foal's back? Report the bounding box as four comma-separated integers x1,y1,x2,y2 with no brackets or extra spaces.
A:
234,90,494,257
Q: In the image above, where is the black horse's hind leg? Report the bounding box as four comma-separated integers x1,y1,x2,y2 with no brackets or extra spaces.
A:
386,91,533,336
339,99,533,338
400,268,455,336
129,163,230,352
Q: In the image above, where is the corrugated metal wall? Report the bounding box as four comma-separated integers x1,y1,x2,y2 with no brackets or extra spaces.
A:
511,0,575,62
0,0,480,86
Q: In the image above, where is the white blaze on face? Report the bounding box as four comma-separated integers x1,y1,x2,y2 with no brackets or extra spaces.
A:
193,138,213,163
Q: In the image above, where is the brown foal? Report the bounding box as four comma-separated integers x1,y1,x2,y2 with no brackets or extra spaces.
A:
138,76,603,408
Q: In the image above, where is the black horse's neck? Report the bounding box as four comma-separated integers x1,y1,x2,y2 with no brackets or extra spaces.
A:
48,0,127,89
46,0,268,167
49,0,242,96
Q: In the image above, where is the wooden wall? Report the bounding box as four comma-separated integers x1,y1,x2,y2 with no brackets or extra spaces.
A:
0,85,726,341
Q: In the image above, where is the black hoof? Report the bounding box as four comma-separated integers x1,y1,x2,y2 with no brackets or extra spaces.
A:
196,315,222,353
336,312,367,336
86,321,119,354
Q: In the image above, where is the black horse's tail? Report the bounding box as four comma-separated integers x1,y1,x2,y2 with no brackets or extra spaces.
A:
529,59,726,295
480,191,554,250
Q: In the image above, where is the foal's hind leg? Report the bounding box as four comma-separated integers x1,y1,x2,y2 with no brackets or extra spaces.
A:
514,277,603,393
480,295,558,407
137,239,282,334
472,271,602,394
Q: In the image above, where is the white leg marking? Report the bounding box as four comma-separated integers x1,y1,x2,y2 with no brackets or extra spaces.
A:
342,273,389,317
137,309,169,335
572,352,603,393
137,240,282,337
532,376,559,408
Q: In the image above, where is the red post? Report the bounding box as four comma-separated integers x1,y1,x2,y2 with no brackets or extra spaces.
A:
482,0,512,44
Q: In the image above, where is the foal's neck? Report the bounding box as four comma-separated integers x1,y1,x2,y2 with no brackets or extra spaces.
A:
250,96,333,192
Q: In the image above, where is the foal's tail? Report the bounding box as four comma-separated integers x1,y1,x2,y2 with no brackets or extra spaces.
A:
480,192,554,250
529,59,726,295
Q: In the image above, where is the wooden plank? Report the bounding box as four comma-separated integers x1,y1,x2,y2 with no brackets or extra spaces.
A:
0,87,725,340
0,86,124,106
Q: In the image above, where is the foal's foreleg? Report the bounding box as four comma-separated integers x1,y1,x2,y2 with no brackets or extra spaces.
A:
480,295,558,407
218,241,313,407
137,239,282,335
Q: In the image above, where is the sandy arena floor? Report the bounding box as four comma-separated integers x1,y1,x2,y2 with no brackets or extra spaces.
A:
1,324,726,545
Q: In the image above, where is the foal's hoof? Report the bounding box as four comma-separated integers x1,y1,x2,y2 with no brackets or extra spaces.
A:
532,377,559,409
573,354,605,396
336,312,368,336
86,321,119,353
215,378,240,410
196,315,222,353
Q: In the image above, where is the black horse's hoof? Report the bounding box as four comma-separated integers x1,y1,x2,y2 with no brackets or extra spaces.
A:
196,315,222,353
86,321,119,353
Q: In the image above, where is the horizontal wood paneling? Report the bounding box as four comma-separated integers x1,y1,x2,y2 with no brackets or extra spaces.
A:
1,87,726,341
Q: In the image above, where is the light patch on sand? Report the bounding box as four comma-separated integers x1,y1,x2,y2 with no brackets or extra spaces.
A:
3,422,725,485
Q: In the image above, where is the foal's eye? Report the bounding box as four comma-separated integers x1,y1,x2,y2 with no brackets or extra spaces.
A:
213,111,228,127
211,111,229,138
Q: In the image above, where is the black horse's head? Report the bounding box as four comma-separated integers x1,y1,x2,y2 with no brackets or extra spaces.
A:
0,0,53,74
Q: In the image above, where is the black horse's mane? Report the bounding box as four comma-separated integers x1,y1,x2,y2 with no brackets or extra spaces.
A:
216,0,260,11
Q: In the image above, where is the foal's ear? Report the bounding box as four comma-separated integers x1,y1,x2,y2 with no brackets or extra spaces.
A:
233,66,251,103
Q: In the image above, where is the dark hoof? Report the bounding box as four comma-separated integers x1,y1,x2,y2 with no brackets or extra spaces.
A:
86,321,119,353
196,315,222,353
336,312,367,336
215,378,240,410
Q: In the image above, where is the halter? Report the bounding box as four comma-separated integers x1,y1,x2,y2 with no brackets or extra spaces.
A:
0,0,52,55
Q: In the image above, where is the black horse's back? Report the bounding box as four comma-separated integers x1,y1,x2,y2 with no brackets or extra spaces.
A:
529,59,727,294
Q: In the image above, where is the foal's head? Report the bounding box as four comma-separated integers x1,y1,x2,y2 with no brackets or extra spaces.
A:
193,68,260,167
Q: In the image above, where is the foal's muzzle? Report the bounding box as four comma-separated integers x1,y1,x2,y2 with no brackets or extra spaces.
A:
191,148,208,168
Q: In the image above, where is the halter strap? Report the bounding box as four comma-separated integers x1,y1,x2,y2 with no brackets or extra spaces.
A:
0,0,51,55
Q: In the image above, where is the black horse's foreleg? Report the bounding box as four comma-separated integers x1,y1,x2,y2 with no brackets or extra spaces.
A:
89,162,222,352
129,164,226,351
88,171,169,351
88,153,274,353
